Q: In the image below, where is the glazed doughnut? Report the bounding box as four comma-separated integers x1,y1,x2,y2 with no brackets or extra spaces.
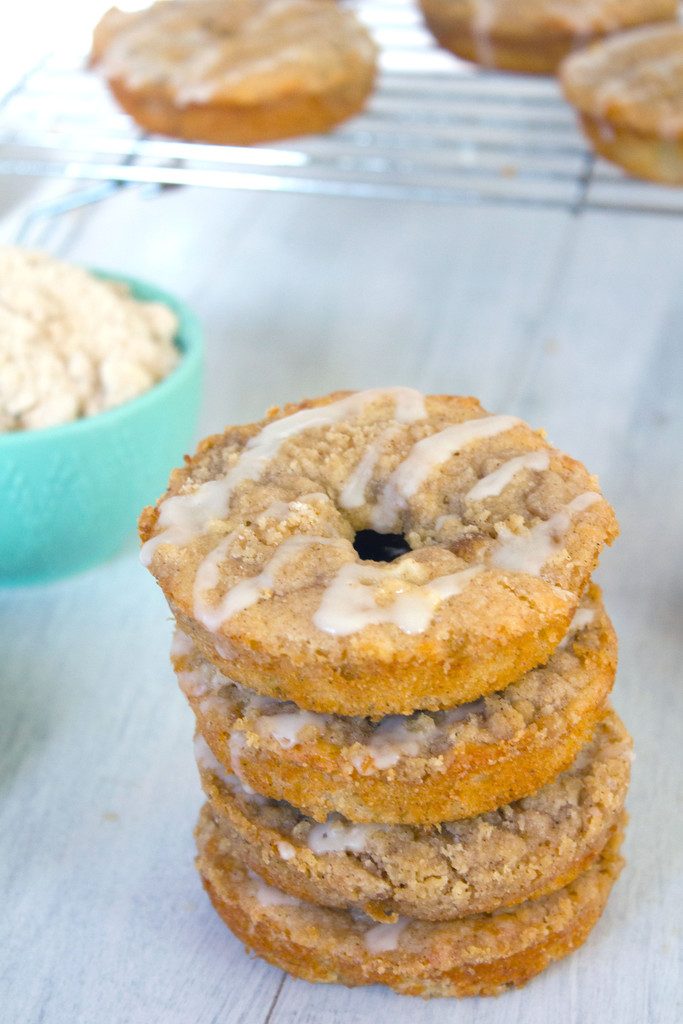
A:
91,0,378,144
561,24,683,185
195,811,625,998
418,0,677,75
141,389,618,716
176,586,617,824
196,709,631,921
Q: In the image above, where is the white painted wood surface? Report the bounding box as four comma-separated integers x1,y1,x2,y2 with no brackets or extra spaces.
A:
1,183,682,1024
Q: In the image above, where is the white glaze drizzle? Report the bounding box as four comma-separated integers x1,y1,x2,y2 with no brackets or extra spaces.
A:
228,730,256,793
372,415,520,531
170,628,194,659
313,562,482,636
466,451,550,502
377,387,427,423
341,441,383,510
307,818,373,855
196,729,268,805
195,731,269,804
226,771,268,806
193,734,231,784
558,605,596,649
239,695,485,773
248,870,301,908
177,667,209,699
141,387,426,565
364,918,409,954
547,0,624,37
569,605,596,633
597,118,617,142
198,692,234,719
175,642,219,699
257,499,294,520
193,491,336,629
349,697,485,773
255,709,329,749
216,636,238,661
193,534,344,631
569,741,596,774
351,715,432,771
491,492,601,575
140,477,233,567
340,428,397,510
470,0,614,67
472,0,497,67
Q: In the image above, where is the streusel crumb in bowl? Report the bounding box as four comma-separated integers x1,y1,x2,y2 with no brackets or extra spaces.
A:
0,249,202,585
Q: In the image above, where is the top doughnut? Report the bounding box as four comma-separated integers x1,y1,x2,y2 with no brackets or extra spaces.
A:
139,389,618,715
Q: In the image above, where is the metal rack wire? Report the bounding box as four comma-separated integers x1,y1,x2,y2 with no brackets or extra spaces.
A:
1,0,682,217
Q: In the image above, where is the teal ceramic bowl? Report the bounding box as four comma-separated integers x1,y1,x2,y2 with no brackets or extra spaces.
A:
0,271,203,586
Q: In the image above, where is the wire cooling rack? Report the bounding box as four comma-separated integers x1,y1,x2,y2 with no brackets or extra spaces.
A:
1,0,682,216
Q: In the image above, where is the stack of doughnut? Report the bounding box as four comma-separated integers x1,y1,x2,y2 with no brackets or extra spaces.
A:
140,388,631,998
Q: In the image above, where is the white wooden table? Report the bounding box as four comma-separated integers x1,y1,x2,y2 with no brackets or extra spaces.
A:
1,181,682,1024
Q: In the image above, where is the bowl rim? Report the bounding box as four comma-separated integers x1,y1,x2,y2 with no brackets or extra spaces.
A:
0,267,203,449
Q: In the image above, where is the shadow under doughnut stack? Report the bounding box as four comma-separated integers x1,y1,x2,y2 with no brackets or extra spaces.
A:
140,388,631,998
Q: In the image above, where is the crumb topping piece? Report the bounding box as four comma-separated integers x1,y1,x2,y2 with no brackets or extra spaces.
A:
0,247,178,432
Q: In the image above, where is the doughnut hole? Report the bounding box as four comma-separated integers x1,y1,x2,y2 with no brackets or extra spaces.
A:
353,530,412,563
